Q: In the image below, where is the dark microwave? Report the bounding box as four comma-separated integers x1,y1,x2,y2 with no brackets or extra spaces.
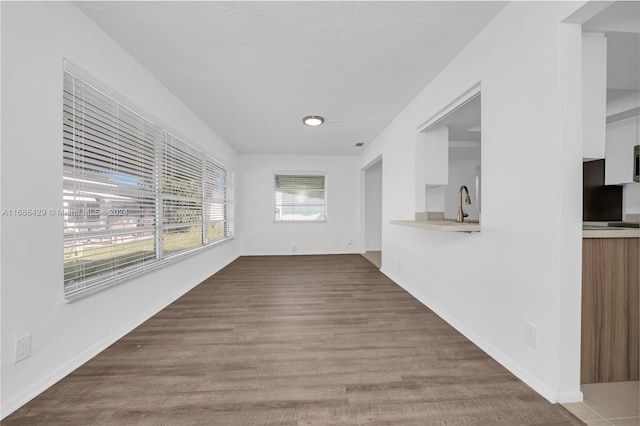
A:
635,145,639,182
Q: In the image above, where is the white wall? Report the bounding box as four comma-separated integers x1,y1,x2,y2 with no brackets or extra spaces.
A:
624,183,640,216
365,160,383,251
359,1,585,403
238,155,360,255
0,2,239,418
444,146,481,221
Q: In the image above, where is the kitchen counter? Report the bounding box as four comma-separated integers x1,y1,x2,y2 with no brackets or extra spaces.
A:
583,222,640,238
391,219,480,233
581,235,639,383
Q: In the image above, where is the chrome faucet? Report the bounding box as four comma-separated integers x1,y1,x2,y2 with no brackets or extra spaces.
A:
456,185,471,223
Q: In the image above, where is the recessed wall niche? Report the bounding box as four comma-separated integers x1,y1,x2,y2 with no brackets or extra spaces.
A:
415,87,481,222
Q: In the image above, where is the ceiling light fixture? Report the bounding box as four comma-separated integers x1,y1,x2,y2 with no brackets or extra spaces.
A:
302,115,324,126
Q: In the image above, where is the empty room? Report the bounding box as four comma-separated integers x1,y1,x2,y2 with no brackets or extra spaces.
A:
1,1,639,425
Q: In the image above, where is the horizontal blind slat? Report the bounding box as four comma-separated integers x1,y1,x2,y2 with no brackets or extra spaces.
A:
62,119,159,161
63,92,161,144
274,174,326,222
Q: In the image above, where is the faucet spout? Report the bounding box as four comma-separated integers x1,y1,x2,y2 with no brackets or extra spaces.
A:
456,185,471,223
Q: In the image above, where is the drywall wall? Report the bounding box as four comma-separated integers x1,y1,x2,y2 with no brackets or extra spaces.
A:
624,183,640,216
444,146,481,221
365,160,383,251
359,1,585,403
238,155,360,255
0,2,238,418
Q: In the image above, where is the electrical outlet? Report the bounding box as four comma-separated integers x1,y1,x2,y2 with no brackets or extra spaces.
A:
525,323,537,348
347,238,353,246
291,244,297,253
14,335,31,363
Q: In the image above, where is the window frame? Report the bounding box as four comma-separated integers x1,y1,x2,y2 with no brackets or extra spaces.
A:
62,60,234,301
273,172,328,223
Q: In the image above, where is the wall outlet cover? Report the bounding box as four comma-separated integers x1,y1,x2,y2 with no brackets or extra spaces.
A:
14,334,32,363
525,323,537,348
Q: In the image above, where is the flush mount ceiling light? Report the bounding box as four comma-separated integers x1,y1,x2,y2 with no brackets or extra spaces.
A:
302,115,324,126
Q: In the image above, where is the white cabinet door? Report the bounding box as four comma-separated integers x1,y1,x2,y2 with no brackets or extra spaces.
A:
424,125,449,186
605,116,638,185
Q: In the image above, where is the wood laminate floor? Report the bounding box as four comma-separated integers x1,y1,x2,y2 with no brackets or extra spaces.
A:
4,255,583,425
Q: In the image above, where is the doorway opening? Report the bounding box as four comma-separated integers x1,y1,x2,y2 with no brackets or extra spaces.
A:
363,158,382,269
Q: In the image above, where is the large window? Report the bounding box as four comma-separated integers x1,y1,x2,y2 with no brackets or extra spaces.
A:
63,64,233,299
274,174,327,222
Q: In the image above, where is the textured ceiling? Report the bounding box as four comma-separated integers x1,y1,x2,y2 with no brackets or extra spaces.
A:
75,1,506,155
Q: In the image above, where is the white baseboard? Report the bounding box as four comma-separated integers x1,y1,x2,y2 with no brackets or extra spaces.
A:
2,308,162,418
381,267,578,404
1,256,239,420
240,250,361,256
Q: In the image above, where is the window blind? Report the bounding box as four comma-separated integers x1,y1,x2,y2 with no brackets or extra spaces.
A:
204,157,230,243
63,71,161,294
162,134,204,256
62,64,233,299
274,174,326,222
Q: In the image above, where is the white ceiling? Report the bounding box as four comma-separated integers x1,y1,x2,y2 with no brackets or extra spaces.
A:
582,1,640,34
582,1,640,103
606,32,640,91
75,1,506,156
436,95,481,143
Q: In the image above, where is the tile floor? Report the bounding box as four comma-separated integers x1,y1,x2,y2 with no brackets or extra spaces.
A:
563,381,639,425
361,250,382,269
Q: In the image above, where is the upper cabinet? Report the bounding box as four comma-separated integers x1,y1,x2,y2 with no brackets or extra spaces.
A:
424,125,449,186
581,3,640,162
582,33,608,160
605,115,639,185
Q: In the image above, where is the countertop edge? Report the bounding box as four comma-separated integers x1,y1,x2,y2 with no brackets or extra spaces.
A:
583,222,640,238
391,220,480,233
583,229,640,238
392,219,639,237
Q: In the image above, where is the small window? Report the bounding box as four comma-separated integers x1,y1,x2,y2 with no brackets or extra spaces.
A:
274,174,327,222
